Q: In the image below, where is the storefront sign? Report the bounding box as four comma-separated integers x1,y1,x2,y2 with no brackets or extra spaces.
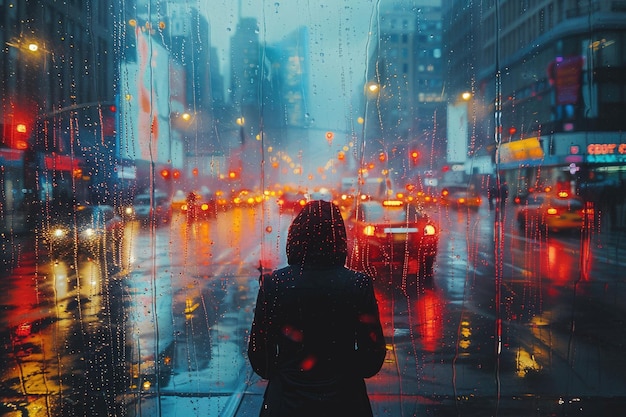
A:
498,137,544,163
43,154,81,172
586,143,626,163
0,148,24,167
547,56,583,105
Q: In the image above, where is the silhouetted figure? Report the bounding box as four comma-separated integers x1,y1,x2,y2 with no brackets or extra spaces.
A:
499,181,509,210
185,191,198,222
248,200,386,417
488,184,497,211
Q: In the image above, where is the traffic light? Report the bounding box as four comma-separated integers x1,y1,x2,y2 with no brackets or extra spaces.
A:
2,122,30,150
410,150,420,166
160,169,170,179
102,104,117,136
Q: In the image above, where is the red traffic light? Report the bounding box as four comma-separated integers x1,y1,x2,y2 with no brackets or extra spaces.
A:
160,169,170,179
410,150,420,166
3,122,30,150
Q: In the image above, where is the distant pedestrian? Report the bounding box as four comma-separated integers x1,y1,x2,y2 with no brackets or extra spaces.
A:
488,184,497,211
248,200,386,417
499,181,509,210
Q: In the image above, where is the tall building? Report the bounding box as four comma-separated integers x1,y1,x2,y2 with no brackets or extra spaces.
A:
1,0,120,231
1,0,119,127
443,0,626,198
230,17,262,141
264,26,310,132
365,0,445,177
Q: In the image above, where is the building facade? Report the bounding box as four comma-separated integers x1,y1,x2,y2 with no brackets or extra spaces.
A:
365,0,445,184
443,0,626,203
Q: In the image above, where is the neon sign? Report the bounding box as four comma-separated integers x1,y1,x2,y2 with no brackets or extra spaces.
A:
586,143,626,163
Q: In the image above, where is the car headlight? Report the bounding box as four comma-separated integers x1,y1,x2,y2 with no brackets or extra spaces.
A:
423,224,437,236
82,228,96,238
52,227,68,238
363,225,376,237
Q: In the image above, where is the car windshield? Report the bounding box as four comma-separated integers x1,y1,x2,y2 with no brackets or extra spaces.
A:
528,195,546,205
75,207,103,224
553,197,584,210
360,203,426,223
2,2,626,417
133,196,151,205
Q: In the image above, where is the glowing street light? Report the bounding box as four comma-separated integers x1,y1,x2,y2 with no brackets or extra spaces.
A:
365,82,380,98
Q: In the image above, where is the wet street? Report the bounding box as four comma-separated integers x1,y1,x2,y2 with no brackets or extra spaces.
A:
1,201,626,416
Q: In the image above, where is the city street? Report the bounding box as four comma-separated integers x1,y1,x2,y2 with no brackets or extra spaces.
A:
1,201,626,416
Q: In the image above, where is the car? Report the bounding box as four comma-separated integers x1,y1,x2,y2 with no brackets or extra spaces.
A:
439,185,482,210
277,190,308,212
231,189,264,207
171,189,187,212
129,191,172,225
516,191,586,233
402,189,439,207
42,205,124,258
181,189,217,219
443,189,482,210
346,199,439,278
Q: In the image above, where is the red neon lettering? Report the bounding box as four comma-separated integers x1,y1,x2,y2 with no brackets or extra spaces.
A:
588,144,617,155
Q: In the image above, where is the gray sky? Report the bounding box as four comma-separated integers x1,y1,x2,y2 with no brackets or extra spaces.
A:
202,0,380,130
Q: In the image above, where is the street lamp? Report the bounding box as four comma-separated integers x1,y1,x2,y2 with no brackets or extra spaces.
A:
365,82,380,98
6,38,57,115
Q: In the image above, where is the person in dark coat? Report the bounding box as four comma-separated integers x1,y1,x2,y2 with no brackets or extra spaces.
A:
248,200,386,417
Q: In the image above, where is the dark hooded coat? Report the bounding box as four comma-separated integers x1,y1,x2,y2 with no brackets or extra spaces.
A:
248,200,386,417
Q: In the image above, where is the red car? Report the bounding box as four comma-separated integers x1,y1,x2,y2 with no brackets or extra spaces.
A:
277,191,308,212
346,200,439,277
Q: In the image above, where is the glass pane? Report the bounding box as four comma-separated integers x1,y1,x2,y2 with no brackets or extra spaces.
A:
2,1,625,416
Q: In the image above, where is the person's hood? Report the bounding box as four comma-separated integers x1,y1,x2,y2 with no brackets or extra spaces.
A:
286,200,347,267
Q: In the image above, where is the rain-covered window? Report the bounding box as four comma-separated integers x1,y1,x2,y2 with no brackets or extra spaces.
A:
1,1,625,416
